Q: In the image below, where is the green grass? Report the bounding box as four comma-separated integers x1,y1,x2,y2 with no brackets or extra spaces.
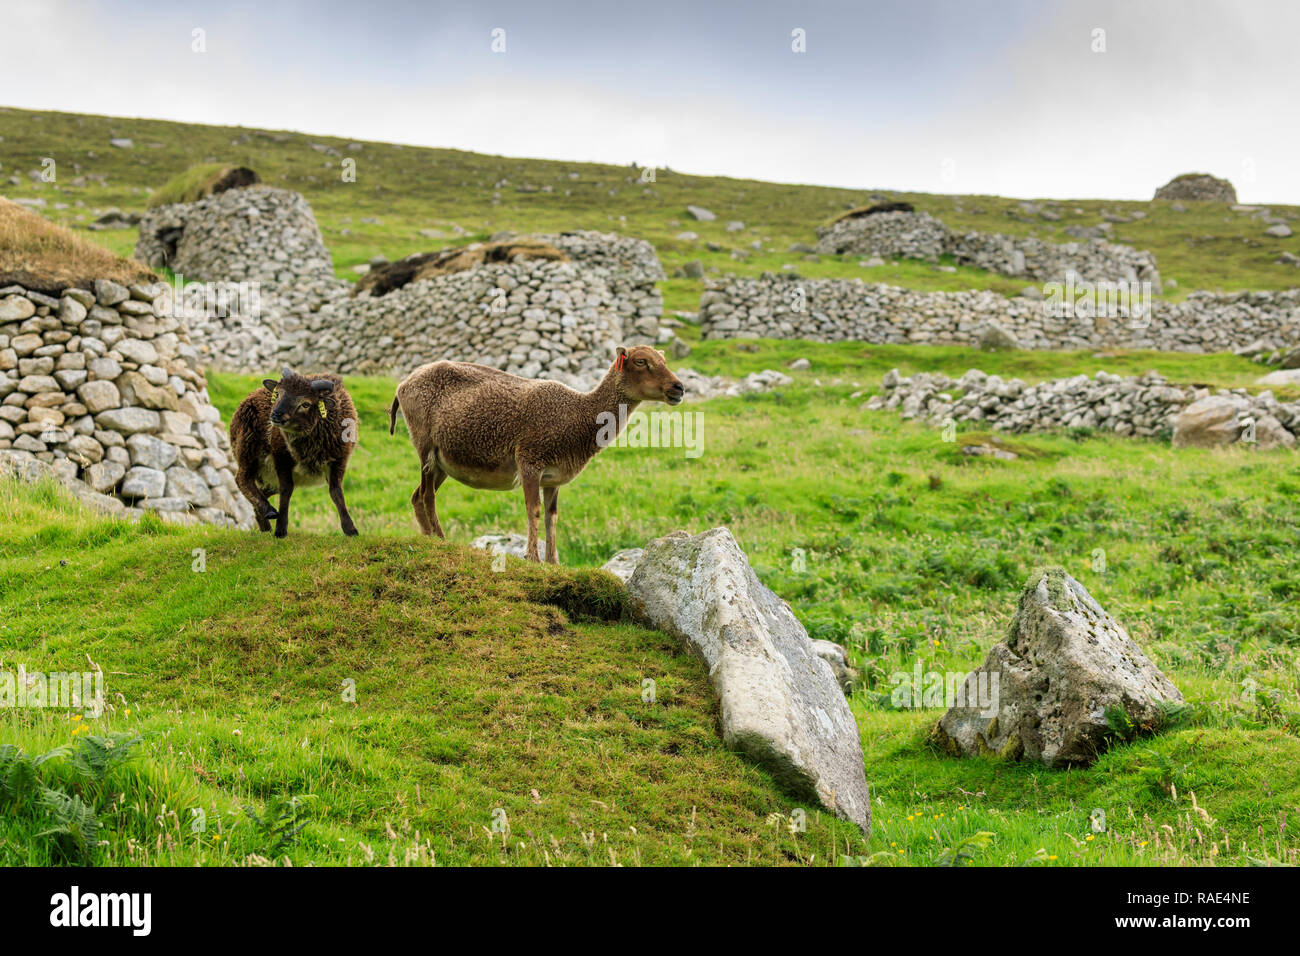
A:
2,105,1298,866
4,340,1299,866
2,106,1298,300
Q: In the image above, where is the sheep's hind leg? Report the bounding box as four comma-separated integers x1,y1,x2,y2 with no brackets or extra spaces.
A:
410,480,432,535
543,486,560,565
422,465,447,539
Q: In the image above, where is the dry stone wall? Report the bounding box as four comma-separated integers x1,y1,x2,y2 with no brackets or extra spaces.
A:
0,280,255,528
699,273,1300,354
864,367,1300,449
815,210,1161,288
292,257,628,385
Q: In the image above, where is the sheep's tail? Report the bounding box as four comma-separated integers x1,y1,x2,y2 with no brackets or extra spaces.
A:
389,395,400,435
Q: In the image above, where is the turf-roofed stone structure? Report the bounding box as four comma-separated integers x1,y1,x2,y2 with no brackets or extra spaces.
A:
298,232,660,385
0,199,254,528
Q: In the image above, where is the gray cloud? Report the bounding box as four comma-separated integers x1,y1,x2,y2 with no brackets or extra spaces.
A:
2,0,1296,202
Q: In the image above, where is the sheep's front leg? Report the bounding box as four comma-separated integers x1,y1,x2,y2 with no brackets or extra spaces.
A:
329,460,358,536
274,460,295,539
543,486,560,565
521,470,543,562
235,467,276,532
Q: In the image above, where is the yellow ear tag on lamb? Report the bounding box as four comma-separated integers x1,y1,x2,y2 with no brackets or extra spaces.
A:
271,388,279,400
318,400,328,419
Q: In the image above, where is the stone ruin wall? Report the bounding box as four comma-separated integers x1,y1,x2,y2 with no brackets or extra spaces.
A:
0,279,255,528
134,188,663,385
699,273,1300,355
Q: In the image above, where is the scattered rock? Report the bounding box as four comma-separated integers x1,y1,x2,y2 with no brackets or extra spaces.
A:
809,640,858,693
626,528,870,832
1172,395,1252,448
470,532,552,561
961,443,1018,460
1256,369,1300,387
933,568,1184,767
600,547,644,584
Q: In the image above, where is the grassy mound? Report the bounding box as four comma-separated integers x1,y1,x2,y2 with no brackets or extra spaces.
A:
0,475,863,865
354,239,567,297
145,163,262,209
0,198,156,294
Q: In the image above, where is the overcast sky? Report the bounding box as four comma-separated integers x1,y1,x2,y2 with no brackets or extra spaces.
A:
4,0,1298,203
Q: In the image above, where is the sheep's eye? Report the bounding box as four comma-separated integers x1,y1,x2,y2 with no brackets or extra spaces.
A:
298,402,311,411
636,359,648,367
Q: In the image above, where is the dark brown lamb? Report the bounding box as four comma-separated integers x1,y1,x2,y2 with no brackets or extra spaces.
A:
389,345,684,564
230,367,359,537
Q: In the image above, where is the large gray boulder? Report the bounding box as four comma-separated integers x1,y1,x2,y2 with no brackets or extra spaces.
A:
933,568,1183,767
625,528,870,833
1171,394,1294,450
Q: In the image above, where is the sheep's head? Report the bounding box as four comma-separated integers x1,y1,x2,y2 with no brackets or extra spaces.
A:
615,345,684,405
262,367,335,434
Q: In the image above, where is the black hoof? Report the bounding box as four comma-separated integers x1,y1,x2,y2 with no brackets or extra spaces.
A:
343,527,359,537
264,507,279,520
274,530,288,539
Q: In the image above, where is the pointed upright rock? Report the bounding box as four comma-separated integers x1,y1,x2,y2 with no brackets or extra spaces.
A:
933,567,1183,767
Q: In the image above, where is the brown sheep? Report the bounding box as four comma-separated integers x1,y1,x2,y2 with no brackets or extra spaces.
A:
389,345,684,564
230,367,359,537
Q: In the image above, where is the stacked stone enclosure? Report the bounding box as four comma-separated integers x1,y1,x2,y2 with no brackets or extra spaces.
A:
815,210,1162,289
0,280,254,528
134,188,663,385
699,273,1300,354
1153,173,1238,203
135,186,336,286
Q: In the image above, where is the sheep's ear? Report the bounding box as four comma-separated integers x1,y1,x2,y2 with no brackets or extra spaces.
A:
262,379,279,392
616,346,628,357
310,379,335,393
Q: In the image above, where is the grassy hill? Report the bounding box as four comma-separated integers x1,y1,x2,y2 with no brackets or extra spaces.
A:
5,338,1300,866
2,105,1299,320
2,107,1298,866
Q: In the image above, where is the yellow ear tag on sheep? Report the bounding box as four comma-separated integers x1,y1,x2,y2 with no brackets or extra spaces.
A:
271,388,279,401
318,400,328,419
